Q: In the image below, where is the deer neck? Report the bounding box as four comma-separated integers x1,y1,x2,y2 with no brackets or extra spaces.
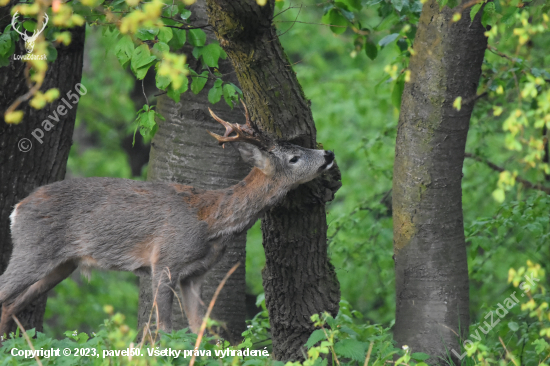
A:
190,168,288,239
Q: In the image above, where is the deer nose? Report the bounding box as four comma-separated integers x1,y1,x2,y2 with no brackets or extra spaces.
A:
324,150,334,163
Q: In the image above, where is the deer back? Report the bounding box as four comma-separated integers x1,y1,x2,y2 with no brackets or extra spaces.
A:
10,178,212,275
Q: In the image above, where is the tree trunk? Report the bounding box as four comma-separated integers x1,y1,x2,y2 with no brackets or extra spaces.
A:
205,0,342,361
392,0,487,361
0,18,86,335
137,0,249,343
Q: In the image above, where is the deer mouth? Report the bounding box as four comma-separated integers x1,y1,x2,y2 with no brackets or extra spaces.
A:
318,151,335,172
318,161,334,172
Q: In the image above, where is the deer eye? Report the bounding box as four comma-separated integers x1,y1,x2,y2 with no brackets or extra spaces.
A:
289,156,299,164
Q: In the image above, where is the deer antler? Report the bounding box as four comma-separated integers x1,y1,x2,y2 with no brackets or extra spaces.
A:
207,101,267,149
11,12,28,40
30,13,48,41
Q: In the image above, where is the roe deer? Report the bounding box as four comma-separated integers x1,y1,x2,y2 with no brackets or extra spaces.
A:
0,102,335,340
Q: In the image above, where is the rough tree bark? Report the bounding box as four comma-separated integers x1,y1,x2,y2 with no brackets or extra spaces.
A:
0,15,85,335
205,0,342,361
137,1,249,343
392,0,487,361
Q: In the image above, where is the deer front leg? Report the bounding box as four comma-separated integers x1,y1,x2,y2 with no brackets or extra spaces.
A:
179,275,205,333
151,267,177,333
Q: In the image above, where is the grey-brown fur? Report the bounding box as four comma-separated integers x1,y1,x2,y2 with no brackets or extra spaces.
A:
0,111,335,340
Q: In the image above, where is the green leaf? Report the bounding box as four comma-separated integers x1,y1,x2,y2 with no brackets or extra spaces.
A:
134,62,156,80
131,44,156,69
46,44,58,62
167,76,189,103
23,20,36,32
189,29,206,47
0,33,12,57
339,8,355,22
255,293,265,307
391,76,405,109
448,0,459,8
143,109,155,127
153,41,169,56
131,45,156,79
411,352,430,361
379,33,399,47
201,43,221,67
229,82,243,96
158,27,173,43
375,12,399,31
334,339,365,361
180,8,192,20
222,83,238,107
156,73,171,90
136,28,159,41
305,329,327,349
322,9,348,35
492,188,505,203
481,2,495,27
208,79,223,104
507,321,519,331
169,29,186,49
77,332,89,344
470,3,483,22
500,7,517,25
365,40,378,60
532,339,549,355
102,27,120,53
410,0,423,12
114,35,134,68
392,0,408,12
396,38,408,52
340,0,362,11
25,328,36,338
191,71,209,94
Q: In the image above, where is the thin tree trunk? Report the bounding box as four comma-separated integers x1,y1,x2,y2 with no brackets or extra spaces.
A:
205,0,342,361
0,17,85,335
392,0,487,361
137,1,249,343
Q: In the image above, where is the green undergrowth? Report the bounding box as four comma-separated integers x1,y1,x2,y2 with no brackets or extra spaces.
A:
0,299,405,366
3,287,549,366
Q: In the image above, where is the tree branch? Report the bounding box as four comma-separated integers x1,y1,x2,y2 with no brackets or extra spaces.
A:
465,153,550,194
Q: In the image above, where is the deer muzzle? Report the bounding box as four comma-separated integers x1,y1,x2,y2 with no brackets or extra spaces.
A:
319,150,335,172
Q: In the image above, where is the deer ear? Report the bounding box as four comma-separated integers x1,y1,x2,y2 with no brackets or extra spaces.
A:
235,143,272,174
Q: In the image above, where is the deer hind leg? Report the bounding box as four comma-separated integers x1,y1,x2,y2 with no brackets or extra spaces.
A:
0,261,77,340
179,275,205,333
151,267,177,333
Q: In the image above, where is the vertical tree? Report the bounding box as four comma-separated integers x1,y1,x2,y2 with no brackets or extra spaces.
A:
205,0,342,360
137,1,249,343
392,0,487,360
0,9,85,334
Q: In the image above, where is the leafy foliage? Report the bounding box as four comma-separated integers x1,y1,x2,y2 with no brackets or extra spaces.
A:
2,0,548,364
1,0,240,127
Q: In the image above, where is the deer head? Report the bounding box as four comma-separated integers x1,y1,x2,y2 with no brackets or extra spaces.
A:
208,101,334,189
11,12,49,54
